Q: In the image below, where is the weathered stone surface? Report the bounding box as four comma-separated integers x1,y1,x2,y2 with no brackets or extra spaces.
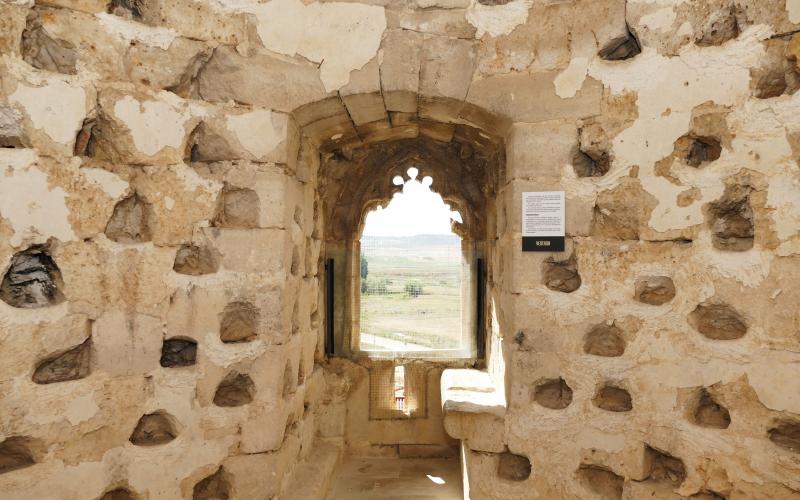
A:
593,385,632,412
497,452,531,481
708,184,754,252
99,488,136,500
32,338,91,384
219,301,259,343
689,303,747,340
129,412,178,446
695,8,739,47
173,244,220,275
0,246,65,309
159,338,197,368
21,10,78,75
542,255,581,293
674,134,722,167
644,446,686,486
0,105,24,147
193,466,231,500
198,47,329,112
213,185,260,229
105,194,153,244
634,276,676,305
0,437,36,475
593,179,655,240
598,27,641,61
213,372,255,407
577,464,624,499
768,421,800,453
584,324,626,357
533,378,573,410
692,389,731,429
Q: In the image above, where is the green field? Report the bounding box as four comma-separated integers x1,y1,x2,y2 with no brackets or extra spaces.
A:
360,235,463,352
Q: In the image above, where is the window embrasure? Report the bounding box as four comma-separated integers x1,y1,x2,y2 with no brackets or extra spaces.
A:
357,167,476,359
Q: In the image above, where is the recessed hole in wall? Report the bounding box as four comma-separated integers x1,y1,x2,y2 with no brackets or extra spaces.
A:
674,135,722,167
22,11,78,75
695,8,739,47
213,372,255,407
219,301,258,343
32,338,91,384
577,464,624,500
0,436,36,475
584,324,626,357
0,245,65,309
598,26,641,61
173,244,220,276
692,388,731,429
689,303,747,340
572,146,610,177
689,490,726,500
105,194,153,244
160,338,197,368
593,385,633,412
533,378,573,410
543,255,581,293
129,411,178,446
107,0,144,20
193,466,232,500
74,118,96,157
282,362,297,398
633,276,676,306
213,184,259,229
768,420,800,453
644,445,686,486
99,487,137,500
708,184,754,252
497,452,531,481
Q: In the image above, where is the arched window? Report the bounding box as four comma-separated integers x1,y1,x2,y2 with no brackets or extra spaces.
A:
358,167,472,357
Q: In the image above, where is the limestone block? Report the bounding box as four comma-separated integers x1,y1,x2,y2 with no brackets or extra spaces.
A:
223,434,300,499
419,36,476,101
206,228,292,277
379,29,423,113
397,8,476,39
93,311,162,377
134,164,221,246
197,46,330,112
93,87,199,165
36,0,106,13
341,93,387,127
1,59,95,157
0,105,24,147
239,403,291,453
317,401,347,438
221,164,304,230
153,0,252,46
0,312,89,382
194,107,299,165
0,2,29,57
506,120,578,181
125,37,212,92
466,71,602,123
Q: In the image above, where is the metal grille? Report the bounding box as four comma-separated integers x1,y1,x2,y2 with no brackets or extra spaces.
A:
359,233,463,354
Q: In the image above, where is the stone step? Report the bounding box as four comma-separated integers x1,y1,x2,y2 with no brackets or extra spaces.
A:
280,438,342,500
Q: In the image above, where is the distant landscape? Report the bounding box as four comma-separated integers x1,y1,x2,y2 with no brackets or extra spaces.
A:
360,234,464,352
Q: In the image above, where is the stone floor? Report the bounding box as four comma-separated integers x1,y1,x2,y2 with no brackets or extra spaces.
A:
326,457,464,499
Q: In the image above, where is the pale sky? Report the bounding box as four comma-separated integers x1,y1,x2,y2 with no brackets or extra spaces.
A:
362,168,462,237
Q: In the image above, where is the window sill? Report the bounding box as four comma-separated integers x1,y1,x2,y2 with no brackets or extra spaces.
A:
440,368,507,452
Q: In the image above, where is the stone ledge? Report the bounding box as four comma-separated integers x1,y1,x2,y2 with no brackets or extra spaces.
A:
441,368,506,418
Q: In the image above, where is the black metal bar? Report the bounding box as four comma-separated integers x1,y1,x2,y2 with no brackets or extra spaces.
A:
325,258,335,356
476,257,486,359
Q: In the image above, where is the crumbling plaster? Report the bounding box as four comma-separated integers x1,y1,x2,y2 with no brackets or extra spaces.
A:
0,0,798,499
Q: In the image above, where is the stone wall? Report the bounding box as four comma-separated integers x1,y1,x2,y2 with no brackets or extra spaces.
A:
0,0,799,499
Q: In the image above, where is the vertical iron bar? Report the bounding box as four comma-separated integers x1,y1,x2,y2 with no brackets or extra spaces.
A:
476,258,486,359
325,258,335,356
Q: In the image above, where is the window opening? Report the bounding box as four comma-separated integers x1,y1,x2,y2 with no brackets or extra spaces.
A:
394,365,407,413
359,167,466,356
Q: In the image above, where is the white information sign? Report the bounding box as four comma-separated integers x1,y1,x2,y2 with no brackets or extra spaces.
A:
521,191,565,251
